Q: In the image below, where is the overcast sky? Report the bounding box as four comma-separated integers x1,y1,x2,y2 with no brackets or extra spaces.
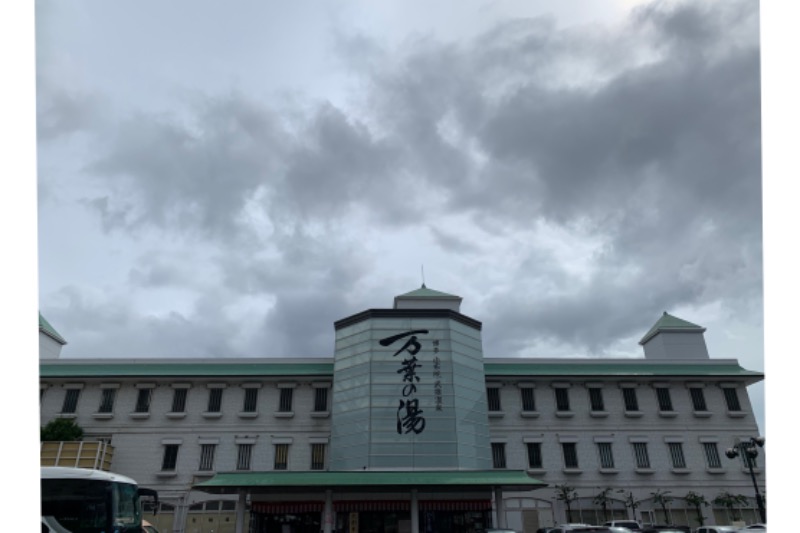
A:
34,0,765,430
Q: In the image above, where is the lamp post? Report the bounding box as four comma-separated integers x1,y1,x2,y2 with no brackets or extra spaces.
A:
725,436,766,523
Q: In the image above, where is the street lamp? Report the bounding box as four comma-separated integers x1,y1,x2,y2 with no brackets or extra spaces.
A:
725,436,766,523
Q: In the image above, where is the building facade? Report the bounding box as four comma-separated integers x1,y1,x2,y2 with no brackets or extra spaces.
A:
39,287,765,533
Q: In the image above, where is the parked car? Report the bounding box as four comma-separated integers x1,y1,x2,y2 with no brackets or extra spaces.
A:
695,527,740,533
738,525,766,530
604,521,642,530
641,526,691,533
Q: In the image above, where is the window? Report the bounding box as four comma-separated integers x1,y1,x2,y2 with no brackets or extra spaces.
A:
739,449,758,469
622,388,639,411
98,389,116,413
207,388,223,412
135,389,152,413
491,443,507,469
161,444,179,471
237,444,253,471
690,388,707,411
487,388,501,412
171,389,188,413
656,387,674,411
668,443,686,468
199,444,216,471
278,388,293,412
723,388,742,411
274,444,289,470
597,443,615,469
589,388,605,411
61,389,81,414
520,388,536,411
632,443,651,469
703,442,722,468
314,388,329,412
561,443,579,468
555,388,570,411
311,443,326,470
527,443,542,469
243,388,258,413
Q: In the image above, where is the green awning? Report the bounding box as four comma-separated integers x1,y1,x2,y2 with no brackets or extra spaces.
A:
194,470,546,494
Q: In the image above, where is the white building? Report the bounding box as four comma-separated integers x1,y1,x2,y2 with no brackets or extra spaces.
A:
39,288,765,533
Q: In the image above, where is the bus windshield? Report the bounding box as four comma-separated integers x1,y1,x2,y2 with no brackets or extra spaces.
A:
41,477,142,533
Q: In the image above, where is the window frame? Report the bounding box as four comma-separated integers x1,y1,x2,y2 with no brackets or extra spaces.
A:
668,442,686,469
520,387,536,412
134,388,152,414
723,387,742,411
589,387,605,412
243,388,259,413
236,443,253,471
274,443,289,470
171,388,188,413
207,388,223,413
656,387,674,412
61,388,81,414
632,442,651,469
703,442,722,468
311,443,326,471
561,442,579,469
487,387,502,412
690,387,708,411
278,388,293,413
98,388,116,414
161,444,179,471
198,444,216,472
555,388,571,412
526,442,543,469
597,442,615,469
491,442,507,469
622,387,639,412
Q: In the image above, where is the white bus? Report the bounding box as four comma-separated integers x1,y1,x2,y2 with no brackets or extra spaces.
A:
41,466,158,533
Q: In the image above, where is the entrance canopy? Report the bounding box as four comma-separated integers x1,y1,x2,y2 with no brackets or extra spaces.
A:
194,470,546,495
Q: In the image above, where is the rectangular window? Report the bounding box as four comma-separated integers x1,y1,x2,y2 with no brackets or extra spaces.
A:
236,444,253,471
723,388,742,411
278,388,293,412
243,388,258,413
171,389,188,413
589,388,605,411
703,442,722,468
668,443,686,468
527,443,542,469
135,389,152,413
98,389,116,413
622,388,639,411
311,443,326,470
198,444,216,471
487,388,501,412
690,388,708,411
632,442,651,469
314,388,329,412
740,449,758,469
161,444,179,471
491,443,507,469
207,388,223,412
597,443,615,469
61,389,81,414
274,444,289,470
656,387,674,411
555,388,570,411
520,388,536,411
561,442,579,468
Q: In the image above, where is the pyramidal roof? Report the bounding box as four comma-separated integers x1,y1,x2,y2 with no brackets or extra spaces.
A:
395,284,461,299
39,312,67,345
639,311,705,345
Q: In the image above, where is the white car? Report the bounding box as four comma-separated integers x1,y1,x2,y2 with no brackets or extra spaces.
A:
695,527,740,533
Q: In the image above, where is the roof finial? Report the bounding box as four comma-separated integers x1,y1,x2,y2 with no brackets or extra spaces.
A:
421,264,426,288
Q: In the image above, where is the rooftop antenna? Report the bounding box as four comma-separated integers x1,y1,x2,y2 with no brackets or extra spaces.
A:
421,265,426,288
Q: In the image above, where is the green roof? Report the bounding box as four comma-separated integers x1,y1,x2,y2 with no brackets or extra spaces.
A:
396,285,461,299
639,312,705,345
39,359,762,382
483,361,763,380
194,470,545,492
39,361,334,378
39,313,67,345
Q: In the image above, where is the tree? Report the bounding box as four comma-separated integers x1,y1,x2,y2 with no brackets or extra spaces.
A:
555,484,579,523
593,487,614,522
617,490,641,522
41,418,84,441
650,489,673,523
683,491,709,526
713,492,749,522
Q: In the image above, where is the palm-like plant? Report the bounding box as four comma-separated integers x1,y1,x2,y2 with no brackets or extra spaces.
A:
555,484,579,523
617,490,640,522
650,489,673,523
683,491,709,526
593,487,614,522
713,491,749,522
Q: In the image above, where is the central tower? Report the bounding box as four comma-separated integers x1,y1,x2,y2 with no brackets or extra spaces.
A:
329,286,492,470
